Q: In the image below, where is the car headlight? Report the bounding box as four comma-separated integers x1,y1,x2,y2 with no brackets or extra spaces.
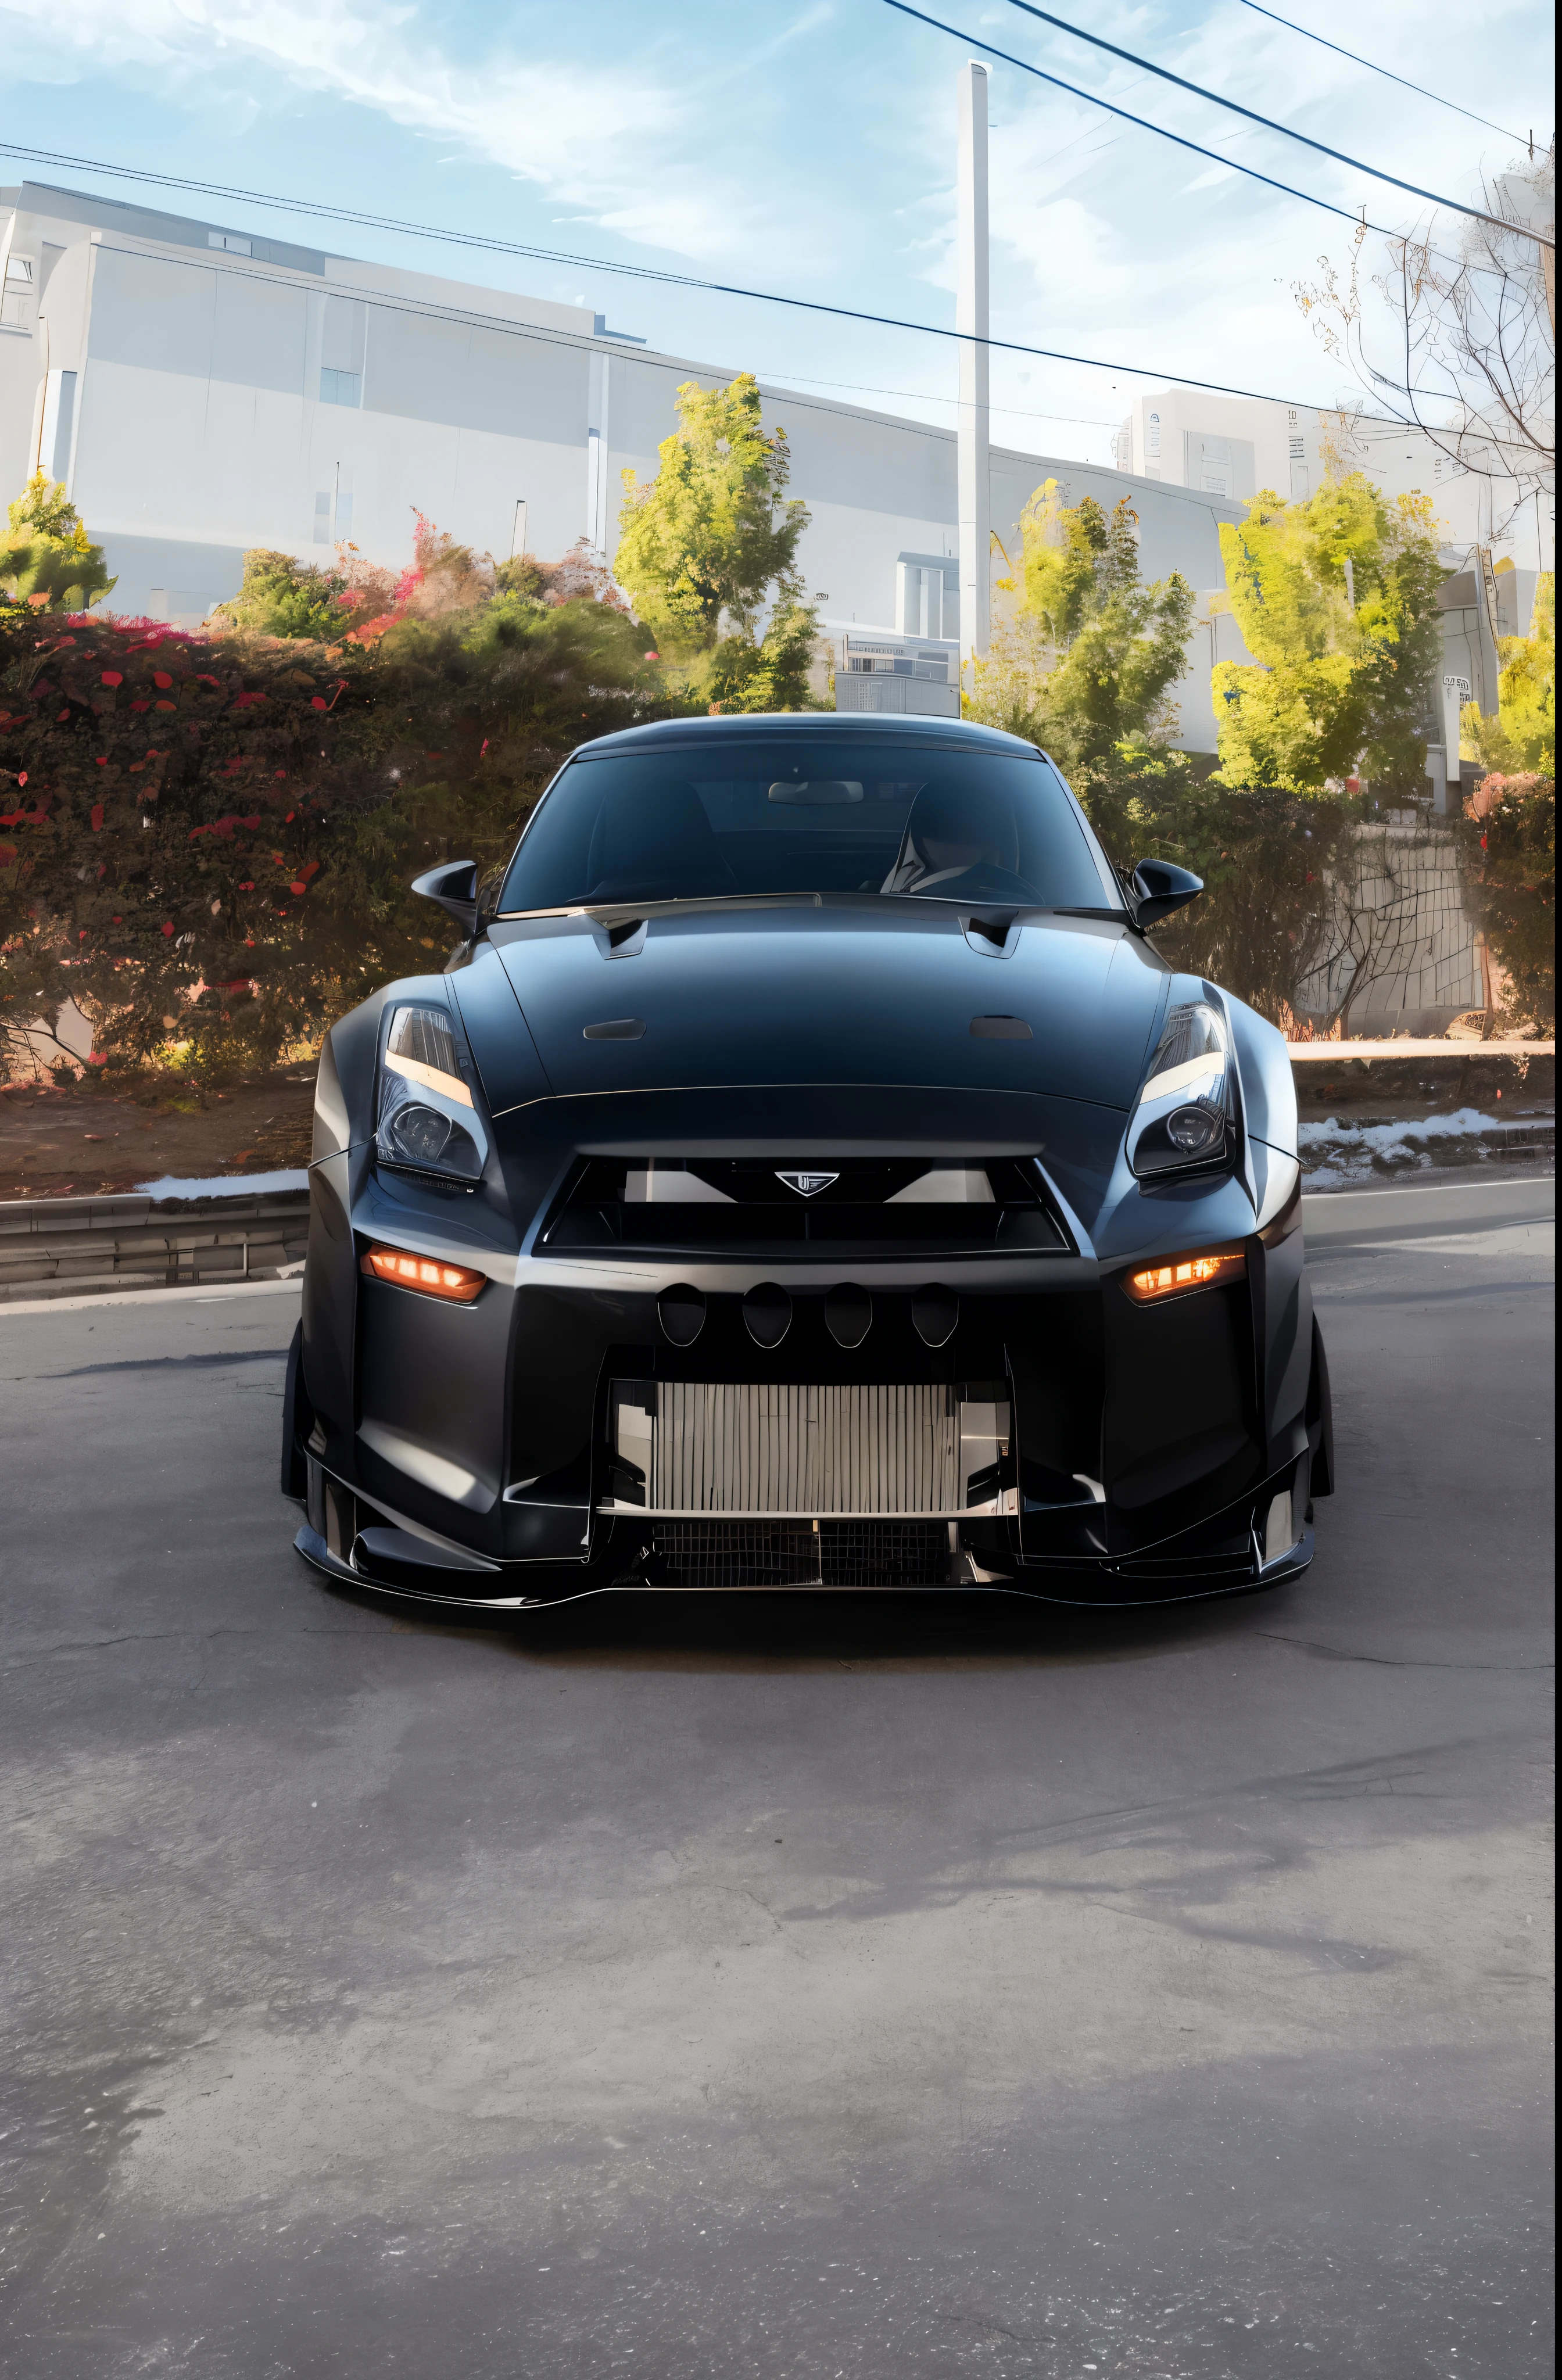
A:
376,1003,488,1185
1128,999,1233,1180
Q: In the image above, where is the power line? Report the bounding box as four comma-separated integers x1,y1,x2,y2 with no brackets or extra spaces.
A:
1234,0,1529,145
0,142,1404,417
887,1,1397,235
997,0,1554,246
759,371,1122,430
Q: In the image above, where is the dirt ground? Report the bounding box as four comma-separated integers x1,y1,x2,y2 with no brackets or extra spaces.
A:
0,1070,316,1200
1293,1052,1554,1124
0,1053,1551,1203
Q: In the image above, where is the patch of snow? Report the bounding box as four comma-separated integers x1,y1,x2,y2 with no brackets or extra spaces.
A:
1298,1109,1532,1189
132,1169,309,1199
1298,1107,1503,1154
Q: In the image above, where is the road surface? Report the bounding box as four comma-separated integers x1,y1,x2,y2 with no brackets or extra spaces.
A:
2,1174,1553,2377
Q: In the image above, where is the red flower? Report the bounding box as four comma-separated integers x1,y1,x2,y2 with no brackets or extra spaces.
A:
238,880,255,890
154,672,173,690
311,696,328,711
289,880,307,895
95,757,108,766
16,772,24,788
130,699,150,712
160,920,174,937
90,803,104,831
155,700,176,712
101,671,123,687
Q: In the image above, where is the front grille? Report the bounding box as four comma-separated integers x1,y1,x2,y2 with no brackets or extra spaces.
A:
543,1156,1067,1256
610,1380,1013,1515
651,1519,952,1589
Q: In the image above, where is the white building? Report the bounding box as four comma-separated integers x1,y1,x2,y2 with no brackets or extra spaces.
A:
1,180,1253,747
4,181,1538,789
1114,383,1553,572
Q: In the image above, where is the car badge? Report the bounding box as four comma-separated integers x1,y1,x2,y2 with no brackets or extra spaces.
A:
776,1170,839,1198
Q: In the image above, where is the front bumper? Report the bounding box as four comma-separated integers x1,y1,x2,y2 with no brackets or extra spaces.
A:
290,1231,1324,1606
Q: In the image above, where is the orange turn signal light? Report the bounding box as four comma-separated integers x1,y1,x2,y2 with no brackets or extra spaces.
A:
1123,1246,1246,1304
361,1242,486,1303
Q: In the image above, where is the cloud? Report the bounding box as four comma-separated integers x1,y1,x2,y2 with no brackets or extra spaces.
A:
0,0,751,261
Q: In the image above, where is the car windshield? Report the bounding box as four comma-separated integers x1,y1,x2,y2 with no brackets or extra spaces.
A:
497,740,1120,912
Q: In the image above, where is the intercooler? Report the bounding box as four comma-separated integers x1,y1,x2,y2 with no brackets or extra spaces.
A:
606,1380,1011,1517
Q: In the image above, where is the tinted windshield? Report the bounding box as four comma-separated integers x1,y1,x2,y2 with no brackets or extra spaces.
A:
497,741,1119,912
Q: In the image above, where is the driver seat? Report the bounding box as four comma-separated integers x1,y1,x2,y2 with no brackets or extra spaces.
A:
881,781,1021,895
585,778,738,902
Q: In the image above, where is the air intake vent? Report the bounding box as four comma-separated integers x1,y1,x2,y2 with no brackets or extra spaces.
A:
650,1519,954,1589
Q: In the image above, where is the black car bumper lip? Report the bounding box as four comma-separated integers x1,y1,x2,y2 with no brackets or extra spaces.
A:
292,1460,1314,1609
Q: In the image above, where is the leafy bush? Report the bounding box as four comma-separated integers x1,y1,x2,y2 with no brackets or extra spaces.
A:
1459,772,1556,1026
1,592,677,1078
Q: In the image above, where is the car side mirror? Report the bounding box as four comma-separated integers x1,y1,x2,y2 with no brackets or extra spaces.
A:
1128,857,1203,929
412,859,481,938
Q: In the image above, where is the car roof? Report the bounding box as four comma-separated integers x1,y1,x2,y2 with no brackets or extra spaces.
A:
575,712,1048,761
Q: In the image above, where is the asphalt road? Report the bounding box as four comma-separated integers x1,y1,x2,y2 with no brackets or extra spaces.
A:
2,1175,1553,2379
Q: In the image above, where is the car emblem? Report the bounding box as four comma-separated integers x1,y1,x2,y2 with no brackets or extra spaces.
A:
776,1170,839,1198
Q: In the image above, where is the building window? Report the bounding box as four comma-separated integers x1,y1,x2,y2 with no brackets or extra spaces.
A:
2,253,34,329
313,491,332,545
207,231,252,256
1147,411,1160,457
320,368,362,408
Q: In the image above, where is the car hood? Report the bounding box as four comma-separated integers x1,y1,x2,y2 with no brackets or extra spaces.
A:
483,901,1167,1112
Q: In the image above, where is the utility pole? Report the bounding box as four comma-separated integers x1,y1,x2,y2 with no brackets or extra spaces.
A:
956,60,990,691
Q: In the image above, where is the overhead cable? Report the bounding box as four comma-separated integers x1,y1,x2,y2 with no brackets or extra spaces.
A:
887,0,1396,235
995,0,1554,245
0,141,1404,416
1234,0,1528,144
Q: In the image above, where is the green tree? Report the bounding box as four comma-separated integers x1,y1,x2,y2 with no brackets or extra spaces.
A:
615,372,820,711
0,472,116,613
1211,473,1444,796
1460,571,1555,777
968,481,1195,848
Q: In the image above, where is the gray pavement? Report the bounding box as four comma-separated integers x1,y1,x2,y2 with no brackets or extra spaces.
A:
2,1178,1553,2378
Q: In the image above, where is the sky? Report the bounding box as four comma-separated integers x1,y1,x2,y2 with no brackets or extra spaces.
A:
1,0,1552,471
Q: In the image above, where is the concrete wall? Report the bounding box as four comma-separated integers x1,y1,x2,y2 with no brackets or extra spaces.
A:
1295,822,1484,1037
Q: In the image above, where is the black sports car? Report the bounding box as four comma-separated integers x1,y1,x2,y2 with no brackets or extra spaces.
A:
284,712,1333,1607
